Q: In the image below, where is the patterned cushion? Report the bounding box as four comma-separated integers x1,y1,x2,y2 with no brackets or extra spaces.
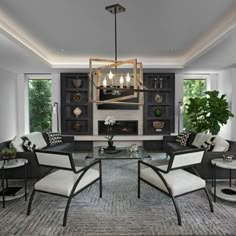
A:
201,137,215,152
176,132,191,146
47,132,63,146
212,136,230,152
10,136,24,152
192,133,212,148
24,132,47,149
23,138,36,152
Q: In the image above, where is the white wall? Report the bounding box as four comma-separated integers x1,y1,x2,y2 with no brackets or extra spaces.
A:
51,73,60,132
217,68,236,140
0,67,17,142
175,73,184,134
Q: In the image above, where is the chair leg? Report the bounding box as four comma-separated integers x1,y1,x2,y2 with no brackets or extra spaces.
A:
138,161,141,198
63,197,73,227
27,189,36,216
138,177,141,198
170,195,182,226
99,160,102,198
204,188,214,213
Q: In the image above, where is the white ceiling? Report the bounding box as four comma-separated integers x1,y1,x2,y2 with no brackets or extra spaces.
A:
0,0,236,72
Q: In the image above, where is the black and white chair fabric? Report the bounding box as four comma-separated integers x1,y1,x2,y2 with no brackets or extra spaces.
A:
138,148,213,226
27,150,102,226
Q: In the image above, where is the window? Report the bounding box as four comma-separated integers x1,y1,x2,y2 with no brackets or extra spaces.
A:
183,78,207,129
28,76,52,132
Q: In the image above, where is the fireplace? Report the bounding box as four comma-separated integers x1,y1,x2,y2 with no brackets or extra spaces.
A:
98,120,138,135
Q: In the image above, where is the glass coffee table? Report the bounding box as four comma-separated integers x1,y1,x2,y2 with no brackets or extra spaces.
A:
72,146,167,163
91,146,150,160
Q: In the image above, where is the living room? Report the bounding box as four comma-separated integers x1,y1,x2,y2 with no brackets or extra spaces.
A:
0,0,236,235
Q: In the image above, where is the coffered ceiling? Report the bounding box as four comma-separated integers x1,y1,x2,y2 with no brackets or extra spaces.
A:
0,0,236,72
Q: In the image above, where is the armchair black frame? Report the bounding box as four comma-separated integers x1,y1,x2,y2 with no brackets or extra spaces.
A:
138,148,213,226
27,150,102,226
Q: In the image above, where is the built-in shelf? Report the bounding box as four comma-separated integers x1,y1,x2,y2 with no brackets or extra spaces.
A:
143,73,175,135
61,73,93,135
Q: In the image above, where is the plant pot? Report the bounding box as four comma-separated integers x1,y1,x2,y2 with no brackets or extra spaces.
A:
107,141,115,150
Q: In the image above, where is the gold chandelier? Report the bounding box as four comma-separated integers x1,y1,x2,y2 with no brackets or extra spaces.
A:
89,4,145,105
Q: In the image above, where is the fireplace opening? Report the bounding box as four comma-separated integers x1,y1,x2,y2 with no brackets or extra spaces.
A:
98,120,138,135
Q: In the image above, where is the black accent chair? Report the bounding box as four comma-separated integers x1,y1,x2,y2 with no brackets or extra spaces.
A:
27,150,102,226
138,148,214,226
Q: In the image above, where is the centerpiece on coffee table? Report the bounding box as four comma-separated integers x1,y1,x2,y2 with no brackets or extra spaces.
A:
104,116,116,151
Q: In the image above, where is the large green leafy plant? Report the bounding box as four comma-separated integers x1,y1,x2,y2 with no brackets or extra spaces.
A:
185,90,234,135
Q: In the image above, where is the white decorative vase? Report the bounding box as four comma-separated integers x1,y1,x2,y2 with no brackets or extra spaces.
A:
73,107,82,117
72,79,82,88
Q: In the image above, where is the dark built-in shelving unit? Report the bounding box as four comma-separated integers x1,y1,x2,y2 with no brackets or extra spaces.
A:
61,73,93,135
143,73,175,135
143,73,175,151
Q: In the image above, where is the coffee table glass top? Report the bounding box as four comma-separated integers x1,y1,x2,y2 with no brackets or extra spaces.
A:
91,146,150,160
72,146,168,163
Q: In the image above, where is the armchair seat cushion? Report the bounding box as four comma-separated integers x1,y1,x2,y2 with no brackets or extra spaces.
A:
35,168,99,197
141,167,205,196
43,143,73,152
166,142,195,152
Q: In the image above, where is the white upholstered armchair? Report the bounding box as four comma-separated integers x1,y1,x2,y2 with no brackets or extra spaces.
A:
27,150,102,226
138,148,213,226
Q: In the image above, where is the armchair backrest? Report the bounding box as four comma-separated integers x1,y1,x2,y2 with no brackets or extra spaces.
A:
168,148,205,171
34,150,76,172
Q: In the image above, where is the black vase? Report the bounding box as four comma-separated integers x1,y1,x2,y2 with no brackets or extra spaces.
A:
107,141,115,150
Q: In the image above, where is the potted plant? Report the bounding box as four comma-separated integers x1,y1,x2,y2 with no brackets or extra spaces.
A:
104,116,116,149
0,147,17,161
185,90,234,135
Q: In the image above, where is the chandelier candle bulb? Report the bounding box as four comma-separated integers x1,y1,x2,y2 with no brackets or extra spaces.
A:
103,78,107,88
108,70,113,86
120,75,124,88
126,73,131,88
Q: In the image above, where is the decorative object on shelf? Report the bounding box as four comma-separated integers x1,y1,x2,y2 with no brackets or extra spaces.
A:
73,92,81,102
89,4,149,106
154,107,162,117
223,154,234,162
128,144,138,152
104,116,116,150
74,121,81,130
153,121,165,131
153,78,158,89
155,94,163,103
159,78,163,88
0,147,16,161
73,107,82,117
72,79,82,88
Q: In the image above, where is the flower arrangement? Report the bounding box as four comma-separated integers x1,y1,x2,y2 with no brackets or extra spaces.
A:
104,116,116,143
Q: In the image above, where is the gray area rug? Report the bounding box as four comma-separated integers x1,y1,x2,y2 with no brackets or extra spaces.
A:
1,159,236,236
